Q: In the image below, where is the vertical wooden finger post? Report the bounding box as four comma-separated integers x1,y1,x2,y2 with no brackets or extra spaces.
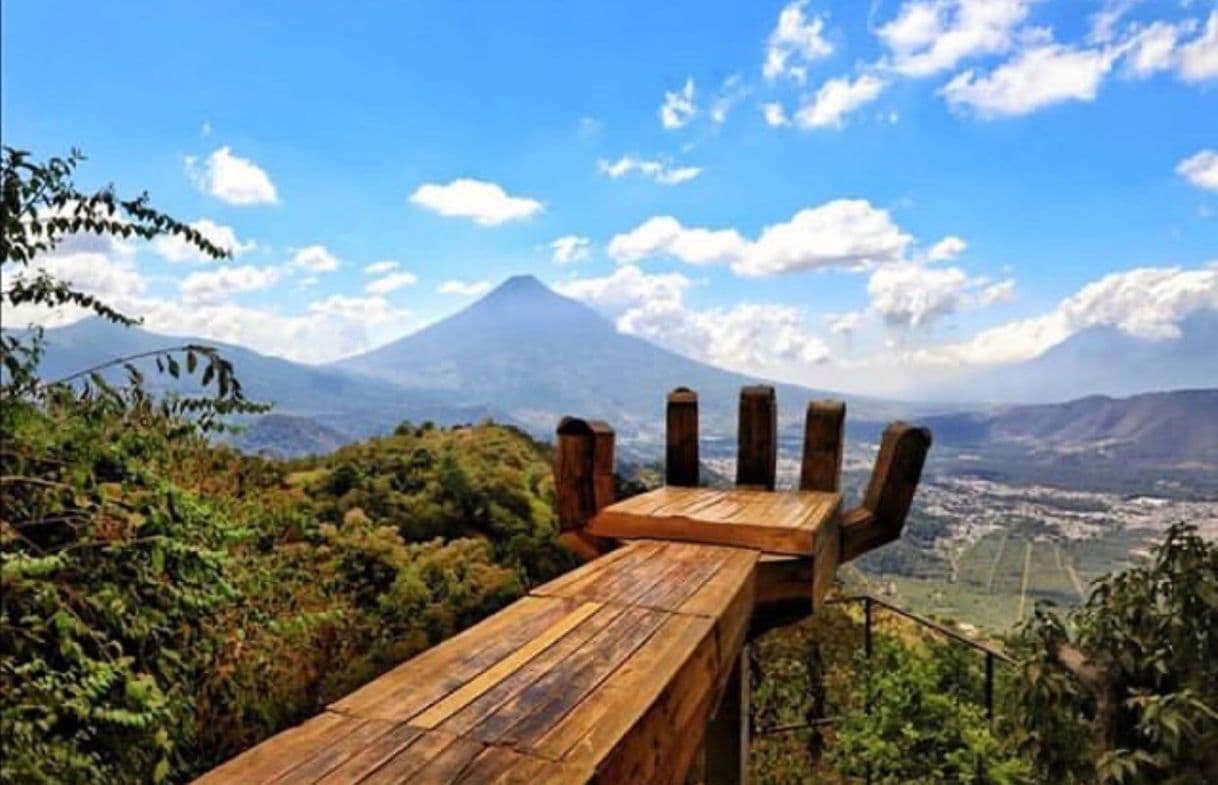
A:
666,387,700,487
736,385,777,491
800,400,845,493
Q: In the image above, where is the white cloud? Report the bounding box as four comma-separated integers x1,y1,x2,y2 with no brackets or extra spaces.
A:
825,311,867,337
660,79,697,129
409,178,543,226
180,264,284,304
710,75,748,123
597,155,702,185
307,294,405,325
554,264,694,315
1178,11,1218,82
1120,20,1185,77
913,265,1218,365
927,235,967,261
185,146,278,206
735,200,912,276
364,270,419,295
1089,0,1139,45
867,261,1012,329
551,235,592,264
877,0,1030,77
607,216,748,266
557,265,829,371
364,260,400,275
762,102,791,127
437,279,493,296
764,1,834,82
153,218,255,263
290,244,341,272
942,43,1116,117
795,73,886,129
1177,149,1218,191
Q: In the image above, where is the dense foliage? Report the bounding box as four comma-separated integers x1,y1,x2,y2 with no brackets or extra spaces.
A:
1010,523,1218,785
0,148,570,784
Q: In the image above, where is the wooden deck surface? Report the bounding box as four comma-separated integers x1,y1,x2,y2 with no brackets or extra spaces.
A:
587,487,841,557
193,540,758,785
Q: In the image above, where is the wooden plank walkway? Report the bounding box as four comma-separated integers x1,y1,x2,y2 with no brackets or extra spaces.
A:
193,540,759,785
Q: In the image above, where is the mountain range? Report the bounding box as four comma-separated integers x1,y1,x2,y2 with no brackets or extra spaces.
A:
12,275,1216,464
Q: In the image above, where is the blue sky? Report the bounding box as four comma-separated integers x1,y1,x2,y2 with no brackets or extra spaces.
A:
2,0,1216,395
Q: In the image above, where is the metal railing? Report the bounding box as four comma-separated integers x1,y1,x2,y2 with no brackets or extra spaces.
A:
755,593,1015,736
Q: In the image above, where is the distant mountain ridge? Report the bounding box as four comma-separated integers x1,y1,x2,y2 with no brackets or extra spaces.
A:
923,388,1218,465
936,312,1218,404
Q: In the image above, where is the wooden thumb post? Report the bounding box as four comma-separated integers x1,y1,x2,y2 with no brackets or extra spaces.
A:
841,422,932,562
555,416,615,561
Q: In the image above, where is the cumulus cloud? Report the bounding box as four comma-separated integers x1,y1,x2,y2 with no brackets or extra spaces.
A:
1177,149,1218,191
363,260,399,275
764,0,834,82
409,178,543,226
762,102,790,127
942,43,1117,117
867,261,1013,329
659,79,697,129
607,216,748,267
364,270,419,295
825,311,867,337
913,265,1218,365
927,235,967,261
1178,11,1218,82
735,200,912,276
551,235,592,264
607,200,915,277
185,146,278,206
180,264,284,304
794,74,886,129
437,279,494,296
153,218,255,263
877,0,1030,77
290,245,341,272
597,155,702,185
554,264,694,316
557,265,829,371
1120,20,1186,77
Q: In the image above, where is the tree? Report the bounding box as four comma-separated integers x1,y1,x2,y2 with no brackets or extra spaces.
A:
1010,523,1218,785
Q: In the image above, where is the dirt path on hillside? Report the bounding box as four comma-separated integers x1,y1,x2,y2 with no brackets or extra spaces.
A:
985,533,1008,594
1017,541,1034,620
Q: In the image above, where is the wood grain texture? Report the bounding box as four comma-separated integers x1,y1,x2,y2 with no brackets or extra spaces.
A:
588,486,840,557
842,422,932,562
736,386,777,490
799,400,845,493
555,417,596,533
666,387,699,488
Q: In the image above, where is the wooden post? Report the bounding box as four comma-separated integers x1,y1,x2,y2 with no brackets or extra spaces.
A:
841,422,932,562
666,387,700,487
736,386,777,490
705,647,750,785
555,416,611,561
589,420,616,511
799,400,845,493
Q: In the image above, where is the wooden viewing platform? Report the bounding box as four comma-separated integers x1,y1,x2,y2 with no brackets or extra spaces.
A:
194,386,931,785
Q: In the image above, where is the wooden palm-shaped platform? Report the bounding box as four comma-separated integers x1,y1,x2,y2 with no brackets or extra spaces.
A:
194,386,931,785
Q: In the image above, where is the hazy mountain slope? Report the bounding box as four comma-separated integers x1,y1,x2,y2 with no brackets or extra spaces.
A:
335,275,898,441
940,312,1218,404
226,414,352,458
923,389,1218,465
20,318,508,438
